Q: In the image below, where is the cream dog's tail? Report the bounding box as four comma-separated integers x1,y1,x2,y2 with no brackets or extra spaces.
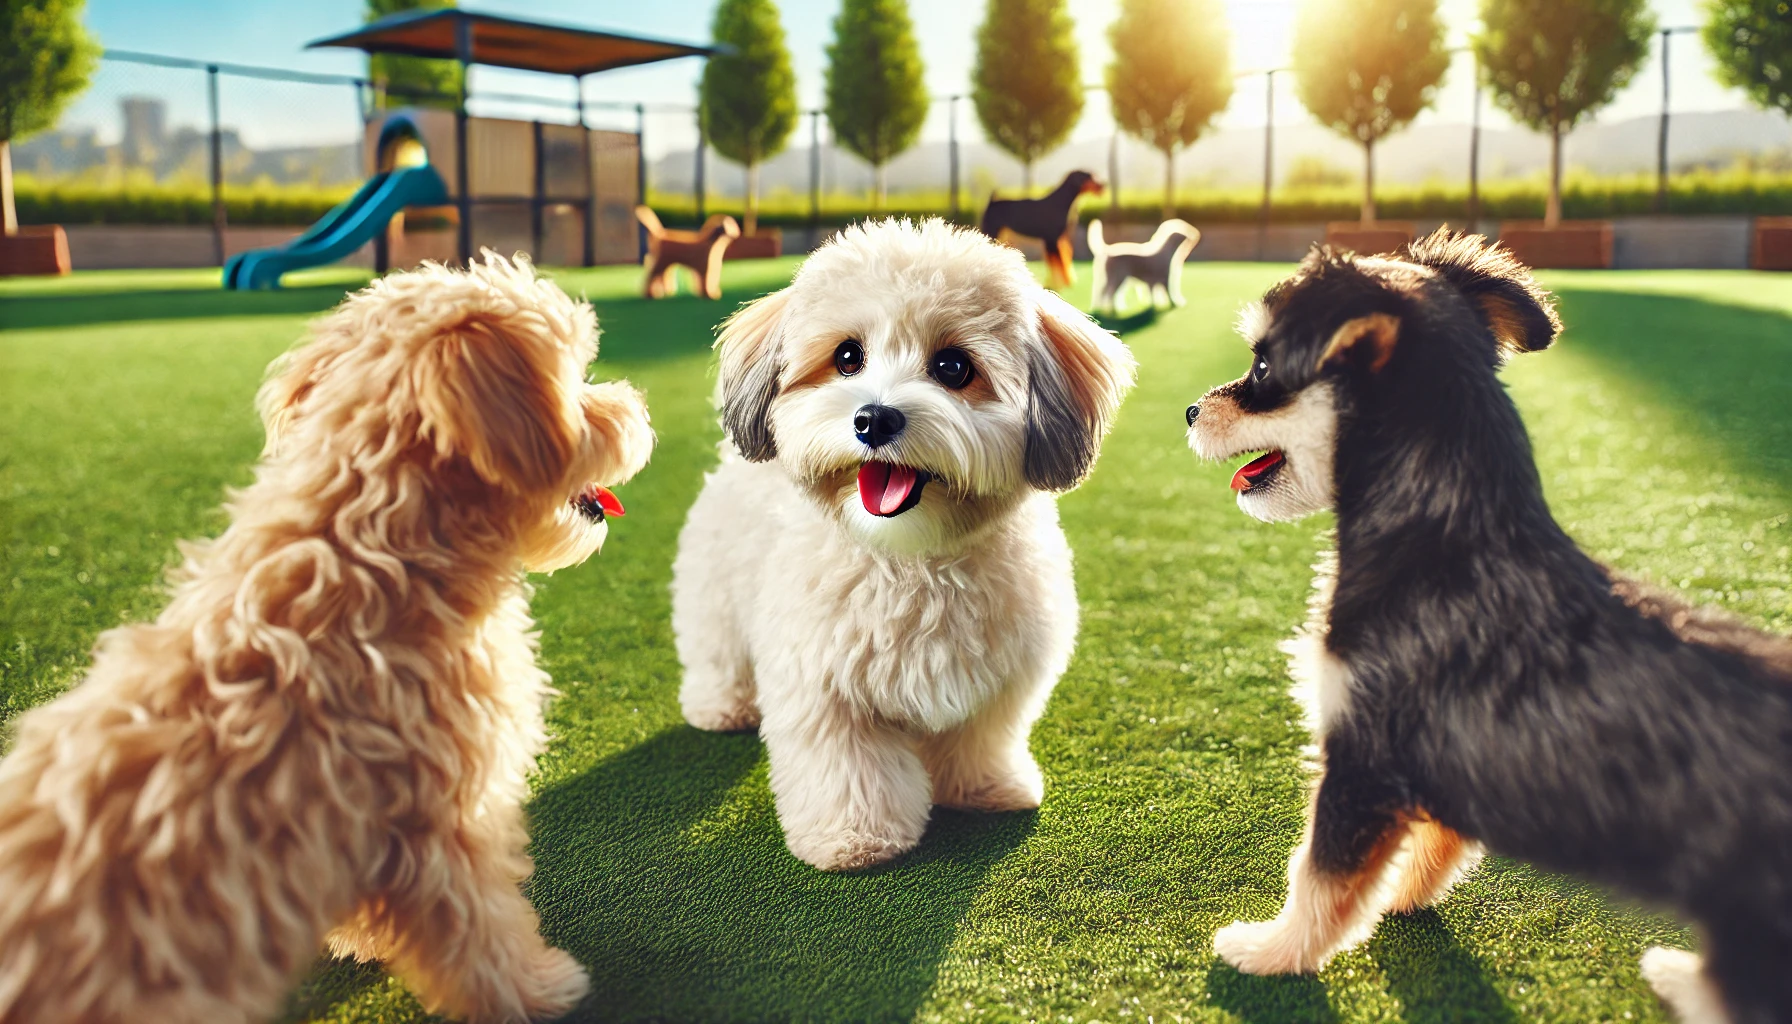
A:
1086,217,1108,256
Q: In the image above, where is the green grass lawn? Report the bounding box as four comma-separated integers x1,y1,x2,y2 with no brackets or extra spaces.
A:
2,257,1789,1024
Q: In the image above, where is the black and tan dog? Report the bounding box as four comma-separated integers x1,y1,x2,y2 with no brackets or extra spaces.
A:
979,170,1103,290
1186,230,1792,1024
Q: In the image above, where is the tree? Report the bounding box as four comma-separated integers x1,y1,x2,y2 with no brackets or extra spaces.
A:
1704,0,1792,116
973,0,1084,190
1476,0,1653,226
824,0,929,209
366,0,462,109
702,0,798,235
1106,0,1233,219
1292,0,1447,225
0,0,98,236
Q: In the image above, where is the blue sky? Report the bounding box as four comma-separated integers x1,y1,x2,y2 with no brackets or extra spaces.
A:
65,0,1740,156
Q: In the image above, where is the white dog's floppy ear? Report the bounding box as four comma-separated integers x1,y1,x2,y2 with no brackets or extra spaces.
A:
716,288,791,462
1025,290,1137,491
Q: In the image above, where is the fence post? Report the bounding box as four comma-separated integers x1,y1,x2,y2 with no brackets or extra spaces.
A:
532,119,546,262
810,110,822,231
1108,130,1120,224
1469,70,1482,228
577,76,595,267
695,104,706,221
1258,69,1275,261
1656,28,1671,214
208,64,225,267
454,16,473,265
636,102,648,261
948,96,960,223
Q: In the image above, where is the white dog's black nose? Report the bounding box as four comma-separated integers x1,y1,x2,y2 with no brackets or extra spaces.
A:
854,404,906,448
1186,404,1200,426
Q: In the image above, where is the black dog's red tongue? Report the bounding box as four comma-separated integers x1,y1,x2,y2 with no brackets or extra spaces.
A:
1230,451,1285,492
858,463,918,515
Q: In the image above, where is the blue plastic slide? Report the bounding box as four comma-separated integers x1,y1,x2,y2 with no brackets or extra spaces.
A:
223,165,450,290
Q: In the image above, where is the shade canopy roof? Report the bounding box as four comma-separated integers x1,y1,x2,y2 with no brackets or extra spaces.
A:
308,8,716,77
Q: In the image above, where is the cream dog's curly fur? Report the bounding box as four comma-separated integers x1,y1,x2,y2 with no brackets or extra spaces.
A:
672,219,1135,871
0,253,653,1024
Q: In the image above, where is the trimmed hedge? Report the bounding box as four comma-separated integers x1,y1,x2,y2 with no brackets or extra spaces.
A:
653,169,1792,228
16,179,355,227
20,169,1792,229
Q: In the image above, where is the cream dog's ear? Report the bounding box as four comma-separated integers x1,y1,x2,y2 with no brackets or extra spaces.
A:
1024,290,1137,491
410,313,578,493
716,288,791,462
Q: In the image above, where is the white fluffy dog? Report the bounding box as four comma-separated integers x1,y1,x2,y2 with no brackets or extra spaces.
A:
670,219,1135,871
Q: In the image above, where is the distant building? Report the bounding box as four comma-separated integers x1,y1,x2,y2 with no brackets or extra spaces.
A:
121,97,167,166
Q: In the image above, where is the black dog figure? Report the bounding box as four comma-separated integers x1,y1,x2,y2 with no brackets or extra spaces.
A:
1187,230,1792,1024
979,170,1103,290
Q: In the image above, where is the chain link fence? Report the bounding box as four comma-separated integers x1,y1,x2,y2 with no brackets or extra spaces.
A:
14,34,1785,268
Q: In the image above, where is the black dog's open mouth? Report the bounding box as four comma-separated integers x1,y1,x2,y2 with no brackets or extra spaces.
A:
1230,451,1285,493
572,484,625,523
857,463,931,518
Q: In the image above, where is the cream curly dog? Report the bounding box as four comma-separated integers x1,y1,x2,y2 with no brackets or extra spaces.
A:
0,254,653,1023
672,219,1135,872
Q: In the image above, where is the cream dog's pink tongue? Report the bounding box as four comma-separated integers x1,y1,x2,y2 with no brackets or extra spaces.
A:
858,463,917,515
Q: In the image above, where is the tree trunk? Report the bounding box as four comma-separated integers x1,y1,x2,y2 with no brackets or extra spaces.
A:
874,163,886,211
1362,139,1376,226
1,139,15,237
1163,147,1176,221
1546,120,1563,228
745,161,759,236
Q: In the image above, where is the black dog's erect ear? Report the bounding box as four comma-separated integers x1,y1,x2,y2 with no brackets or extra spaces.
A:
716,288,790,462
1405,229,1562,355
1025,291,1136,491
1317,313,1400,373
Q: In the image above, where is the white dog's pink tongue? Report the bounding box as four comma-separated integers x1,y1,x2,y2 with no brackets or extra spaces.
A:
857,463,917,515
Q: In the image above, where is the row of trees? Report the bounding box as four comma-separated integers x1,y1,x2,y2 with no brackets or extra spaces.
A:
3,0,1791,239
703,0,1792,231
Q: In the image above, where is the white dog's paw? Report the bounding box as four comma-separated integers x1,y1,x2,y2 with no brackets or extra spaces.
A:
1640,947,1730,1024
1213,919,1320,976
682,700,760,732
786,827,918,872
936,757,1044,812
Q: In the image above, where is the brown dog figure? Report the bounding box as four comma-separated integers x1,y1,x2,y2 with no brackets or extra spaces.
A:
979,170,1104,290
635,206,740,300
0,253,654,1024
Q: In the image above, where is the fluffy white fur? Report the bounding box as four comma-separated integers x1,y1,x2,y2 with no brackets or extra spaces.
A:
672,219,1135,871
0,253,653,1024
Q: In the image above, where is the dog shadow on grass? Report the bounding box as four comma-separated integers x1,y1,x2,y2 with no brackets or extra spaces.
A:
1547,288,1792,499
523,727,1035,1022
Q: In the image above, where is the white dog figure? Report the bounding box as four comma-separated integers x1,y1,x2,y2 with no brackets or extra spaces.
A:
1087,218,1200,314
671,219,1135,872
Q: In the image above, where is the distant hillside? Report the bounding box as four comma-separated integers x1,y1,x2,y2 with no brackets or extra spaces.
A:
653,108,1792,199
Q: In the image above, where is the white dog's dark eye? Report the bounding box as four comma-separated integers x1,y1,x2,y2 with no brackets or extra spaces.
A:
835,340,864,376
929,347,974,390
1254,358,1270,382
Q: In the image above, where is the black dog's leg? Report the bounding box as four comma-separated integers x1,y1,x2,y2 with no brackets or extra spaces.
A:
1213,754,1407,975
1645,922,1792,1024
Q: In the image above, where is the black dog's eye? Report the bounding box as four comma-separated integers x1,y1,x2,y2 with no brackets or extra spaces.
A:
835,339,865,376
929,347,975,390
1253,357,1270,382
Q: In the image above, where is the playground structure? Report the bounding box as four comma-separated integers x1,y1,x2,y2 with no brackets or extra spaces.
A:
225,8,712,289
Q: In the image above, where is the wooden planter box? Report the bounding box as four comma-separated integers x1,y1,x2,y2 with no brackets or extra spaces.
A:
1497,221,1613,269
1324,222,1416,257
0,225,72,276
723,228,782,260
1751,217,1792,270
